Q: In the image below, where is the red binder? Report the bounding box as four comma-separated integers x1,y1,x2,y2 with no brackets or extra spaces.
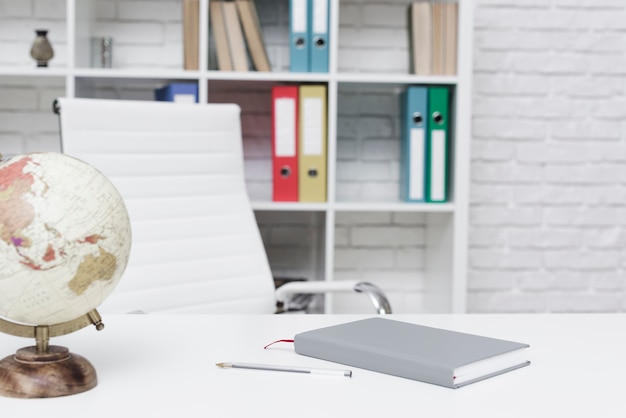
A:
271,85,299,201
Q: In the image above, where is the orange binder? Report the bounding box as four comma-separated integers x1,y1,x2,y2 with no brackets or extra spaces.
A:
272,85,299,201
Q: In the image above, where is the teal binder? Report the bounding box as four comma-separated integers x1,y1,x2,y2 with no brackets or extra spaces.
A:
400,86,428,202
289,0,309,72
309,0,329,73
426,86,450,203
294,318,530,389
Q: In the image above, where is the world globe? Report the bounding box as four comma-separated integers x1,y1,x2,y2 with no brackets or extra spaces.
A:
0,152,131,326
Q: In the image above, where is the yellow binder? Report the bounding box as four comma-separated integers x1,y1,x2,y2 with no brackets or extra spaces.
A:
298,84,327,202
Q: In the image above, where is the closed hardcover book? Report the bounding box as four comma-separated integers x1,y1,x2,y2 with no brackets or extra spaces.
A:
294,318,530,389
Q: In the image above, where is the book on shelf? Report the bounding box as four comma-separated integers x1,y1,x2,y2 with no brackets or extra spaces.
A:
211,0,272,72
222,0,249,71
409,0,457,76
182,0,199,70
210,0,233,71
431,1,445,75
235,0,271,72
294,317,530,389
408,1,432,75
444,1,458,75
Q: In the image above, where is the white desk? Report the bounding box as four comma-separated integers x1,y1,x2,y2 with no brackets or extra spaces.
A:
0,314,624,417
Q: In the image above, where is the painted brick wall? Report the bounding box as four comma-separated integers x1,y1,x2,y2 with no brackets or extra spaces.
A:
0,0,66,156
471,0,626,312
3,0,626,313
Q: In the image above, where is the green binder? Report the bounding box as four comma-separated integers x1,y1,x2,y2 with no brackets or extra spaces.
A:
426,87,450,203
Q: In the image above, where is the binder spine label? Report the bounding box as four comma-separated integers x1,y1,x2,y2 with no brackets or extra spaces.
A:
292,0,307,32
429,129,446,202
312,0,328,33
275,98,297,157
302,97,323,155
409,127,426,200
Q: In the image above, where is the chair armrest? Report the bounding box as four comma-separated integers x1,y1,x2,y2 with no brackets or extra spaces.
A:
275,280,392,314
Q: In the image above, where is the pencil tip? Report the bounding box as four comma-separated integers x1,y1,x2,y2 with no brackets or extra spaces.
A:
215,363,224,368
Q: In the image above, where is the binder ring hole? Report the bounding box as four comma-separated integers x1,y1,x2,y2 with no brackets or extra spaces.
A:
412,112,423,125
295,37,305,48
315,37,325,48
308,168,318,178
433,112,444,124
280,166,291,178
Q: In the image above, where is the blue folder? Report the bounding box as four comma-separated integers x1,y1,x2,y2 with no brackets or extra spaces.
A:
154,83,198,103
400,86,428,202
309,0,329,73
289,0,309,72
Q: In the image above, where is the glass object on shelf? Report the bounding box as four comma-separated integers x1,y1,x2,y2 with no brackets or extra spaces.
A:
91,37,113,68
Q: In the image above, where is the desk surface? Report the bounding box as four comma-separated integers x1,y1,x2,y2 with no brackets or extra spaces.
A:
0,313,624,417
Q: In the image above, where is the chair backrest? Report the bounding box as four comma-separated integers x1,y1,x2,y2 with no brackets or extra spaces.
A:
57,98,277,314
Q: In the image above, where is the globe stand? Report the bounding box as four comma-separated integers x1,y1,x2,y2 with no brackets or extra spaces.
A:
0,309,104,398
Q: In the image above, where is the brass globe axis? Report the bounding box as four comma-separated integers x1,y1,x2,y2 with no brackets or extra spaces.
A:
0,309,104,398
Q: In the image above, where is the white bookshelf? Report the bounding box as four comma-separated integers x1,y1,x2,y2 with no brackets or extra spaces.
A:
0,0,472,314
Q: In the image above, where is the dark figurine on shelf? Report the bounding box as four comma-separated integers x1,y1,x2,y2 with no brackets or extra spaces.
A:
30,30,54,67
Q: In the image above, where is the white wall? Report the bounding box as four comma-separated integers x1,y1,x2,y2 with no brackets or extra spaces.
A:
2,0,626,312
470,0,626,312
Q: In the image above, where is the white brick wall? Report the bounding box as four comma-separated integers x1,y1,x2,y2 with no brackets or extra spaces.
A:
3,0,626,313
471,0,626,312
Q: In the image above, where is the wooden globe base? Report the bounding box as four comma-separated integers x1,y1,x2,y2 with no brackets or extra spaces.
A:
0,345,97,398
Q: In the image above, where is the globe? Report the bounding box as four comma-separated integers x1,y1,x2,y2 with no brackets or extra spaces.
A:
0,152,131,326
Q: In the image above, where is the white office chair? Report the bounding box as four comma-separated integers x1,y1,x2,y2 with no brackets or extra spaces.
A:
55,98,391,315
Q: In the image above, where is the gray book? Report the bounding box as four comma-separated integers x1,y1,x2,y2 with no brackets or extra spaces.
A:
294,318,530,388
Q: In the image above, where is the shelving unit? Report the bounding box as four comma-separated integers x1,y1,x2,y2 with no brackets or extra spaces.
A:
0,0,472,314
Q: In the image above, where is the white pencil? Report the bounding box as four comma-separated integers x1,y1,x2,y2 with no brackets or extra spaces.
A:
216,362,352,378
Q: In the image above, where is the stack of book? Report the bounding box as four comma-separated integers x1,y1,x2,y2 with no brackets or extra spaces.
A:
210,0,271,72
409,0,458,76
271,84,327,202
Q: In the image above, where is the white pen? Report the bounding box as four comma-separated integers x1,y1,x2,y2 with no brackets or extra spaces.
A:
216,362,352,378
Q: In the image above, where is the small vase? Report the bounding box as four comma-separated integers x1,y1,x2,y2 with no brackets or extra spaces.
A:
30,30,54,67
